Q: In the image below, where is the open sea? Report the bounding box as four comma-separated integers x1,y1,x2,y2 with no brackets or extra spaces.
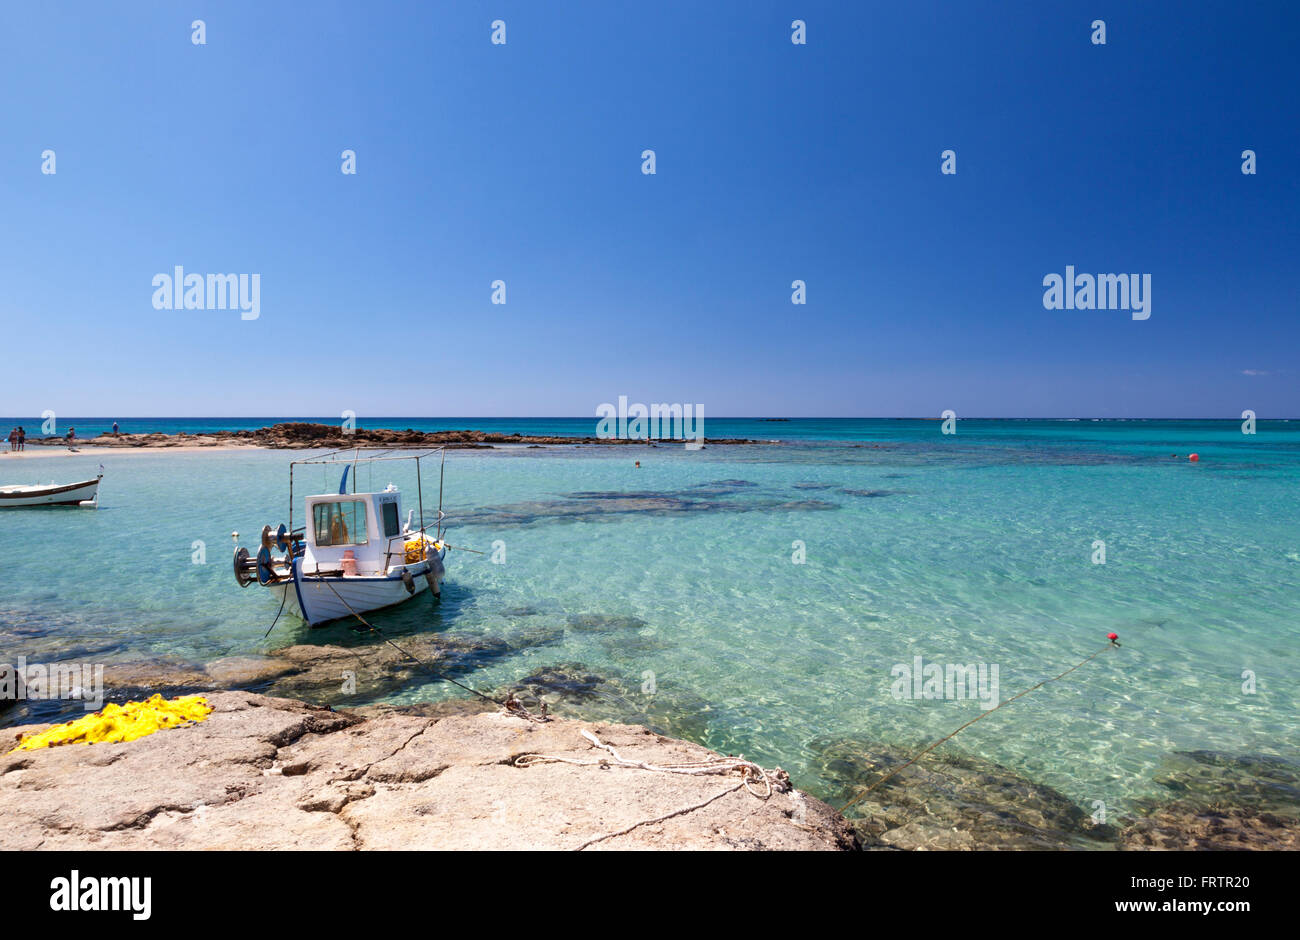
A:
2,417,1297,819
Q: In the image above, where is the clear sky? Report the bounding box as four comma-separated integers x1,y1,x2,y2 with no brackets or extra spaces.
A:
1,1,1296,418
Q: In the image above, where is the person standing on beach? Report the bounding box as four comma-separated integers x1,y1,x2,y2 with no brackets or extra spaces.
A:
6,428,15,453
112,421,119,435
17,427,25,451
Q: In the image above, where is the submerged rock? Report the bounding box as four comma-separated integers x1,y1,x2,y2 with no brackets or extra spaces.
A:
768,499,839,512
597,628,672,658
501,605,543,617
1147,749,1300,811
72,632,530,714
264,634,516,706
810,737,1117,850
509,663,612,705
0,609,132,664
686,480,759,497
1120,805,1299,850
502,624,566,649
502,663,716,751
565,613,650,633
1118,750,1300,850
0,691,852,850
455,488,838,528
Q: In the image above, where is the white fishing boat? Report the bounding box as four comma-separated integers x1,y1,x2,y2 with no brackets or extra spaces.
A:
0,472,101,508
233,450,449,627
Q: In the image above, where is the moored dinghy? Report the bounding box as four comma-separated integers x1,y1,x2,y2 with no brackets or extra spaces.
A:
0,472,102,508
233,449,449,626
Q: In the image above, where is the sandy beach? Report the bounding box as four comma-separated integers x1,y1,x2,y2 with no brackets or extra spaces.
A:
3,444,267,459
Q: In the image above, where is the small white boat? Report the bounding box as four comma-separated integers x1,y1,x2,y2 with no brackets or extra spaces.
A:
233,450,448,627
0,473,101,508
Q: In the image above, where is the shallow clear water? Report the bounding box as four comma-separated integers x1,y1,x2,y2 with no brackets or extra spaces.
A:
2,419,1297,815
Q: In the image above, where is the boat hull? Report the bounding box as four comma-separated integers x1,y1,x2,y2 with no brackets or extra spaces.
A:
273,554,445,626
0,478,100,507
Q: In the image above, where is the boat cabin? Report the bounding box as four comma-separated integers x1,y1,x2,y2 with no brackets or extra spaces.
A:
301,485,408,576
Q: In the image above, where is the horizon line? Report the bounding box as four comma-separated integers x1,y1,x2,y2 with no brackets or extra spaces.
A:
1,416,1293,422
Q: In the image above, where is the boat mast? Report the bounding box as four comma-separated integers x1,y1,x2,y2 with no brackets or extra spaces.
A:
416,453,425,547
437,448,445,540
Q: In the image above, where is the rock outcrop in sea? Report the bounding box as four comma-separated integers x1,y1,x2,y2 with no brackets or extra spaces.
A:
812,736,1118,850
811,735,1300,851
1118,749,1300,850
34,422,762,449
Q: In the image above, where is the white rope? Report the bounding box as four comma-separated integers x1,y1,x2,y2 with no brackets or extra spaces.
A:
514,730,792,850
515,729,788,799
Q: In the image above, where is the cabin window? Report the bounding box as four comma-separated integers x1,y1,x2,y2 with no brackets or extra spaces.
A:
381,501,401,538
313,501,368,547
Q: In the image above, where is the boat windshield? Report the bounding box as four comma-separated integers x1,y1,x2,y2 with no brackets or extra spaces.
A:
313,500,369,547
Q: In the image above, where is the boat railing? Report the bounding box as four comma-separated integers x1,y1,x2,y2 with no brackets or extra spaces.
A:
288,447,446,556
382,512,445,570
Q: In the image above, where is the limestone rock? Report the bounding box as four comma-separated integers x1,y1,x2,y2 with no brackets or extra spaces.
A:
0,691,854,851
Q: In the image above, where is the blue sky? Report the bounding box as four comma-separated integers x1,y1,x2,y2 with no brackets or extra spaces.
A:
1,1,1296,417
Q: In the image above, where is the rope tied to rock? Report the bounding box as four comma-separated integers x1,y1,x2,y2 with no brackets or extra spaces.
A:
502,693,549,723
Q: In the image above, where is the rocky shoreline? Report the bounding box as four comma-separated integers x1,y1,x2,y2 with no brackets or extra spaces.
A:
27,422,766,450
0,690,854,850
5,638,1297,850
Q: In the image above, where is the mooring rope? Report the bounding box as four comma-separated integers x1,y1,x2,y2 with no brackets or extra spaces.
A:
314,575,549,722
839,633,1122,814
262,586,289,639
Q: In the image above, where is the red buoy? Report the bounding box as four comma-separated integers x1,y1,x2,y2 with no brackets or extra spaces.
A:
1107,632,1118,641
1189,453,1199,462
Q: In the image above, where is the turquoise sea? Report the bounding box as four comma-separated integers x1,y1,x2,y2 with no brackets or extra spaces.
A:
2,418,1298,820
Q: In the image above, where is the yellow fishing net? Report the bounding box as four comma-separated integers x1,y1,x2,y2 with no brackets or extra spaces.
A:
404,536,442,564
9,694,213,752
